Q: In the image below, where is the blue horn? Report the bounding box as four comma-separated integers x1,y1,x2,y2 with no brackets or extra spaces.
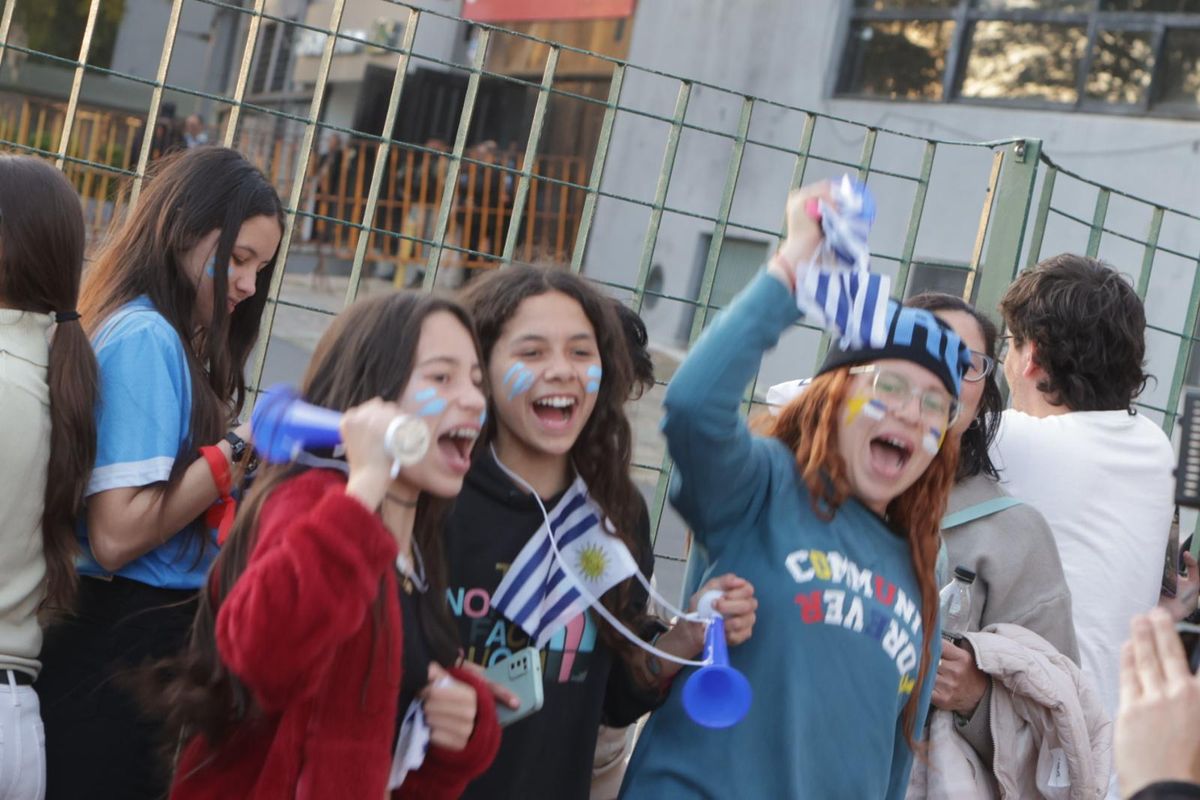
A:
681,595,752,729
250,384,429,467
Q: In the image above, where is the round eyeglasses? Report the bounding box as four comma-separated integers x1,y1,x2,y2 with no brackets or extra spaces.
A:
849,365,961,426
963,350,996,384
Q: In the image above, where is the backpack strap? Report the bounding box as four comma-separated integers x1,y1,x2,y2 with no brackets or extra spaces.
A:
941,496,1022,530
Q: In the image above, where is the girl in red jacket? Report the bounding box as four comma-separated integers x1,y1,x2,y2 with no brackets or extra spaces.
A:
151,291,501,798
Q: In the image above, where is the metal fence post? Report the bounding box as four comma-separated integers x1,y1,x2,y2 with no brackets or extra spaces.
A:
969,139,1043,319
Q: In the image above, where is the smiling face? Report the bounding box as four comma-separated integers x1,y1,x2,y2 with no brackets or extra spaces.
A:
487,290,601,464
393,310,487,498
836,359,955,515
183,213,281,327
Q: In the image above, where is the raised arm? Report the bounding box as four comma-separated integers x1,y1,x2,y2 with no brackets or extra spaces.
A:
662,185,829,539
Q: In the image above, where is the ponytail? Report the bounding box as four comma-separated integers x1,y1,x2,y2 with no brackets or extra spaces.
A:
42,316,97,612
0,156,98,614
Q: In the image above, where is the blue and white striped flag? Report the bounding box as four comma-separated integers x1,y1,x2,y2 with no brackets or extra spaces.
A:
795,175,891,350
796,264,890,350
492,477,640,647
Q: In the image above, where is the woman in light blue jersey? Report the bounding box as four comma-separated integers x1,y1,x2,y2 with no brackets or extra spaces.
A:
35,147,284,800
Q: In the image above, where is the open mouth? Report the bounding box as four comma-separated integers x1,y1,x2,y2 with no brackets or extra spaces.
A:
437,426,478,472
532,395,576,431
869,435,913,479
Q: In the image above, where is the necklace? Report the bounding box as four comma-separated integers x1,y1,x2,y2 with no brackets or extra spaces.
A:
396,541,429,595
385,491,418,508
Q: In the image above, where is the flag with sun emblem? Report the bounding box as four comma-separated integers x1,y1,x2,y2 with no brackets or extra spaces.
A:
492,476,640,647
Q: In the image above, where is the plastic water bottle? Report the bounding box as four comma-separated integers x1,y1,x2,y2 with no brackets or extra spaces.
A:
939,566,976,642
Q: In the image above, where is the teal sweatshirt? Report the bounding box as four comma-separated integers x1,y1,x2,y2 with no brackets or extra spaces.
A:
620,270,939,800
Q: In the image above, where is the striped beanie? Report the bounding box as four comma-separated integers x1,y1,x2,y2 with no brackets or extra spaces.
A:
817,300,972,398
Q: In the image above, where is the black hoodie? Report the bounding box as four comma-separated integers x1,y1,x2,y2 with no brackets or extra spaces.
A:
444,450,666,800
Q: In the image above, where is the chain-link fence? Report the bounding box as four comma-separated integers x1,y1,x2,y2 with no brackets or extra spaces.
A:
1,0,1195,597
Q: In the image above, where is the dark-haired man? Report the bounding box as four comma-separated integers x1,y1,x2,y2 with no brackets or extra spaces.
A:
992,254,1174,795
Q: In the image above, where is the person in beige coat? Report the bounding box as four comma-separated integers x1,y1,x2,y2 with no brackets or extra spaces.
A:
909,624,1111,799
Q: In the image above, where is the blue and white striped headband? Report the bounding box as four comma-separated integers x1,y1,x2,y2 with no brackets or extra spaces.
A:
818,301,972,398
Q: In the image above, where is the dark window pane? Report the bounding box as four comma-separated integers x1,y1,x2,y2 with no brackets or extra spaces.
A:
972,0,1092,10
961,21,1086,102
1100,0,1200,11
270,24,297,93
905,263,969,298
1161,28,1200,105
13,0,126,69
855,0,958,8
1086,29,1155,104
252,23,278,95
840,20,955,99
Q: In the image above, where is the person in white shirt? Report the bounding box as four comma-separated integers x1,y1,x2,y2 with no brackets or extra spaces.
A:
991,253,1175,798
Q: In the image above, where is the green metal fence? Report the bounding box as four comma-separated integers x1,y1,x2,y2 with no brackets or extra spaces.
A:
0,0,1195,591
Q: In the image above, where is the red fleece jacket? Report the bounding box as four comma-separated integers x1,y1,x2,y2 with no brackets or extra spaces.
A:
170,469,500,799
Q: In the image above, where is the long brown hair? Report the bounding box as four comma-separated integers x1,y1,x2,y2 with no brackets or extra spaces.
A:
764,366,959,746
79,146,283,548
0,156,97,613
148,292,481,748
459,265,653,657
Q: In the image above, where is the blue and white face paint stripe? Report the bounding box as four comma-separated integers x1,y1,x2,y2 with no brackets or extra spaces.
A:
922,426,944,455
503,361,535,401
412,387,447,417
204,254,234,281
585,364,602,394
864,398,887,421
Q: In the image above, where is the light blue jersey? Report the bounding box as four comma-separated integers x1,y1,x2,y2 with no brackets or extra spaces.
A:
77,296,216,589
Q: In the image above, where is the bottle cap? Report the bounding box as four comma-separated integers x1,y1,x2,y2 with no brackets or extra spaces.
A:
953,566,977,584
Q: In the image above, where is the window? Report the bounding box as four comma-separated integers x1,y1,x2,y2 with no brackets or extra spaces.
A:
14,0,126,70
249,19,298,97
837,0,1200,117
270,23,296,94
903,260,971,298
676,235,770,344
250,23,278,96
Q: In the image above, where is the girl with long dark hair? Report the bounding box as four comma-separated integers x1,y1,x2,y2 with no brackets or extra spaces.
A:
0,156,98,800
449,265,757,799
621,184,969,798
34,146,284,800
154,291,500,799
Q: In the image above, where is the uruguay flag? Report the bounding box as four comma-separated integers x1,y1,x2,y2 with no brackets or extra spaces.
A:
492,477,640,647
794,174,891,351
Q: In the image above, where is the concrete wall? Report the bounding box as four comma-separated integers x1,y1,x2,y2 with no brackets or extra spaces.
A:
112,0,221,107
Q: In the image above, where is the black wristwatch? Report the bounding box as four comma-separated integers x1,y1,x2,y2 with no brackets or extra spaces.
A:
224,431,247,463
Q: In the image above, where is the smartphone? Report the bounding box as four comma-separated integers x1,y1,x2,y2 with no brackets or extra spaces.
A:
484,646,544,728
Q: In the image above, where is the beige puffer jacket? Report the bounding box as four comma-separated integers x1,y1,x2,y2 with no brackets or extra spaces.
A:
907,623,1111,800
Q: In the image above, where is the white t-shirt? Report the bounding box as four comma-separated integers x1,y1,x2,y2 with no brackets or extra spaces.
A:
992,409,1175,723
